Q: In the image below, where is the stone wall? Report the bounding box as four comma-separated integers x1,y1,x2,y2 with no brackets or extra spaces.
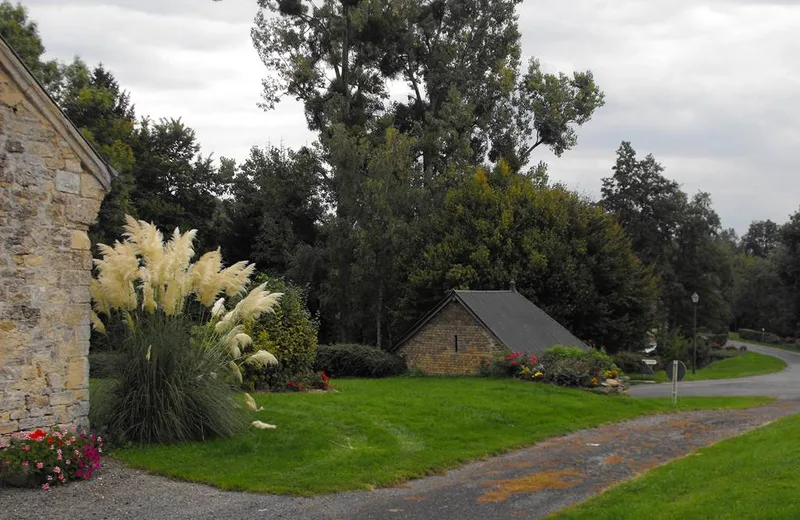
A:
0,65,107,434
399,301,508,375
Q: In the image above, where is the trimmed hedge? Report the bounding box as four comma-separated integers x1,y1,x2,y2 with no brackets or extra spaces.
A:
314,344,407,378
738,328,782,344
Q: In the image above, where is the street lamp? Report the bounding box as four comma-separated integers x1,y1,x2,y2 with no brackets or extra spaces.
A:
691,292,699,374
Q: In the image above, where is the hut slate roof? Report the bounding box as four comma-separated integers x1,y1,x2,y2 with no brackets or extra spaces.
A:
395,288,587,357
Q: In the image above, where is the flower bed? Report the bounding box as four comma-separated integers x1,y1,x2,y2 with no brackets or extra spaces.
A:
0,426,103,490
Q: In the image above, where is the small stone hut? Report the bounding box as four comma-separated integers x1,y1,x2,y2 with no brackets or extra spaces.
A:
395,284,587,375
0,36,112,435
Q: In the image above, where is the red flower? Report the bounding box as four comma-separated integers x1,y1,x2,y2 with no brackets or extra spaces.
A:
511,361,518,367
504,351,521,361
46,438,54,445
28,429,46,441
320,371,330,382
529,355,538,365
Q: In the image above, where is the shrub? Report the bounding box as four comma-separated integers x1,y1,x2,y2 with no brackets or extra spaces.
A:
0,426,103,489
240,275,319,391
612,351,661,374
90,216,282,443
656,329,712,369
703,333,729,348
539,346,617,388
479,352,541,380
314,344,407,378
737,328,782,343
88,351,123,379
106,314,249,444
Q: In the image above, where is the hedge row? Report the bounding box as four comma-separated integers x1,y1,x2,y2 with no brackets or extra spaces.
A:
314,344,407,378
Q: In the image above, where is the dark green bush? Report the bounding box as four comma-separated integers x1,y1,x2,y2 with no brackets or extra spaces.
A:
539,346,617,387
106,313,247,444
656,329,712,369
702,333,729,348
88,351,123,379
612,351,662,374
314,344,407,378
241,275,319,391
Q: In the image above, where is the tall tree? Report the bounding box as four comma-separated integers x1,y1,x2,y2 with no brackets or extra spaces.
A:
601,142,732,334
401,160,656,351
741,219,781,258
131,117,232,253
0,1,61,94
252,0,605,343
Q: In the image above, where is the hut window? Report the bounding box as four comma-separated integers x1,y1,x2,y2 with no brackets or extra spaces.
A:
454,334,458,352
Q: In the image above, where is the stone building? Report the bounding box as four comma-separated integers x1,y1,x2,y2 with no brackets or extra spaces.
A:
0,36,112,435
395,284,586,375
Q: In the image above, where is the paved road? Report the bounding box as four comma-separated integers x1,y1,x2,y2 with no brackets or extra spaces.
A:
630,341,800,399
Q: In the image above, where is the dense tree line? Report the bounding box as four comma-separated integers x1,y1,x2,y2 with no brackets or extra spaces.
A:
4,0,798,352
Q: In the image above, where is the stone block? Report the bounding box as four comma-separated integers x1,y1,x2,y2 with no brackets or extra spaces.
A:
46,372,64,392
70,285,91,303
5,139,23,153
80,173,106,201
61,270,89,286
55,170,80,194
70,229,91,250
49,391,74,407
0,421,19,434
65,196,101,226
65,357,88,390
26,394,49,409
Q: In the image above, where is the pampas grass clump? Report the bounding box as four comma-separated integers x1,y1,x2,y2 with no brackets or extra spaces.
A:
91,216,282,444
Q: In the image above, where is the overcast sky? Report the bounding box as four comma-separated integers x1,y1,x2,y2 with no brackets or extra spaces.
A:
23,0,800,233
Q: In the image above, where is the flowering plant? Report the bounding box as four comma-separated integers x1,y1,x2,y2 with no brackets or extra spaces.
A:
285,371,331,392
0,426,103,490
481,351,544,380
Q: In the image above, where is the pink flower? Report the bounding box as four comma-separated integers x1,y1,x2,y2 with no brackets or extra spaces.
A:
41,483,50,490
21,461,29,467
57,449,63,460
22,445,30,452
53,466,61,474
36,462,44,469
66,460,71,465
58,473,64,481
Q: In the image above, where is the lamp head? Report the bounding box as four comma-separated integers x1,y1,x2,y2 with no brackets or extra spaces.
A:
691,292,699,304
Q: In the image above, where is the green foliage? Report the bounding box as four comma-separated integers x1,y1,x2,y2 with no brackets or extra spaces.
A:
115,378,769,495
539,346,618,387
402,161,656,352
737,328,782,343
612,351,661,374
88,351,123,379
655,329,711,369
602,142,734,335
240,275,319,391
314,344,407,378
105,313,247,444
0,1,61,94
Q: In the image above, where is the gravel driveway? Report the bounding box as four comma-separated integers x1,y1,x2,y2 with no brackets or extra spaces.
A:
630,342,800,399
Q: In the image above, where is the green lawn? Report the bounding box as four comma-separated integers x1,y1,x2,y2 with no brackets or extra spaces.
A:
648,351,786,382
109,378,771,495
730,331,800,354
550,412,800,520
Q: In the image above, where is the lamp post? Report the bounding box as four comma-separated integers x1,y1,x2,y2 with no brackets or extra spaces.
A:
691,292,699,374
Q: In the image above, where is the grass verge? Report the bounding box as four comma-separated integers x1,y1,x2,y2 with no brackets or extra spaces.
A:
649,351,786,383
106,378,772,495
550,412,800,519
730,331,800,354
